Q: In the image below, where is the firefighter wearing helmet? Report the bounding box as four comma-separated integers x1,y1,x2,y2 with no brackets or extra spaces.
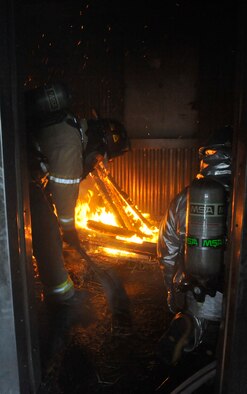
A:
157,126,232,365
26,83,129,314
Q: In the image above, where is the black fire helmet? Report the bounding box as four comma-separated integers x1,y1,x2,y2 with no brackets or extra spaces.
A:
85,118,130,160
199,125,233,165
198,126,233,188
25,83,71,127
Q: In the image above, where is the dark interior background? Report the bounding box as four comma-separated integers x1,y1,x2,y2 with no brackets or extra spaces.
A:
20,0,237,143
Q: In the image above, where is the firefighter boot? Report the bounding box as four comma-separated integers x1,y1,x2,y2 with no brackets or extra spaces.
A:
157,312,194,366
44,289,89,364
47,289,89,329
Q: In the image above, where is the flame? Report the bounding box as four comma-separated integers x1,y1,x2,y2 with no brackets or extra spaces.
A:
99,247,137,257
75,190,119,228
116,234,144,244
75,189,159,252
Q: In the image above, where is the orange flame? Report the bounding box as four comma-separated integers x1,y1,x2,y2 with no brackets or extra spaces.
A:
75,189,158,250
75,190,119,228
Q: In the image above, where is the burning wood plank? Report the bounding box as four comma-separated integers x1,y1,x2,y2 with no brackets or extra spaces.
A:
75,163,159,253
93,175,133,229
87,220,146,238
78,228,157,257
93,175,127,229
93,163,157,235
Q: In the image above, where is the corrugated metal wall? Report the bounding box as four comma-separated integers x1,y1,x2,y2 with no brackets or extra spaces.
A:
109,139,199,222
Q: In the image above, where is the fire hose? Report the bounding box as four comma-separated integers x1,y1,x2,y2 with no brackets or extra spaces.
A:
72,243,131,319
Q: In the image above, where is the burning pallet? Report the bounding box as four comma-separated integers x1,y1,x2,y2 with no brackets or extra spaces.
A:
76,163,158,257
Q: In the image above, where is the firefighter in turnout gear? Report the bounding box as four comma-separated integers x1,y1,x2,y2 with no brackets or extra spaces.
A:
157,126,232,366
26,83,129,309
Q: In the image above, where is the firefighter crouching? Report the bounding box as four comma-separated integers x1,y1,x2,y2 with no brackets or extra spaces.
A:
157,126,232,365
25,83,129,315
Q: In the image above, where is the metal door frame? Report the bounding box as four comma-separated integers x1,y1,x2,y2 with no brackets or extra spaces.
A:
0,0,41,392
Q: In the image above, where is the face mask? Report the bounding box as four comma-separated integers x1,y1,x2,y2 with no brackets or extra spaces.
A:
198,144,232,190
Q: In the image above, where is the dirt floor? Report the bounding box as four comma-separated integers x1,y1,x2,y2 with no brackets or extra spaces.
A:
36,241,217,394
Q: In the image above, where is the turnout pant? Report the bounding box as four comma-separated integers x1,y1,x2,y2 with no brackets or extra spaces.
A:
29,182,69,288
